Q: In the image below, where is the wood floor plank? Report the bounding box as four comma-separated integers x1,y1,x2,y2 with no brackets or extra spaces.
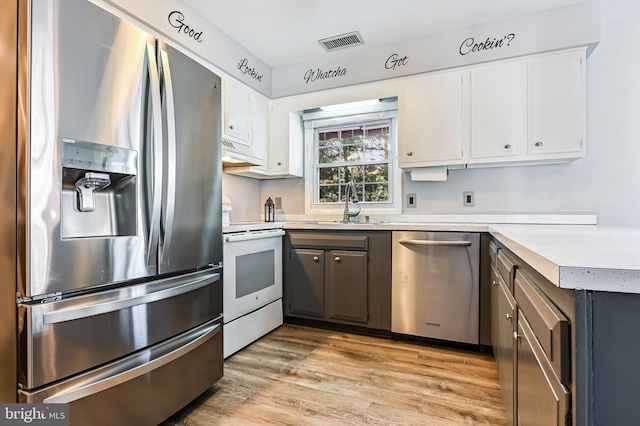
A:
162,324,507,426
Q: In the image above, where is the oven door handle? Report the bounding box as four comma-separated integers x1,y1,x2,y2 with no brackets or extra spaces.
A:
225,229,285,243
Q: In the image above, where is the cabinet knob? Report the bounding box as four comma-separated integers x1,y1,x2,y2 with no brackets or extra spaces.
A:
505,313,513,321
313,256,319,262
229,125,235,130
513,331,520,340
535,141,543,147
334,256,341,262
504,144,511,149
277,162,282,166
492,280,498,286
407,151,413,157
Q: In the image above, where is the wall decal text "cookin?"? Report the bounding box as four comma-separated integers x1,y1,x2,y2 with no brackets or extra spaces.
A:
459,33,515,55
304,66,348,84
168,11,203,43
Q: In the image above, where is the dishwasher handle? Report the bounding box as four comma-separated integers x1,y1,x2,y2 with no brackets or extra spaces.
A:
398,239,472,247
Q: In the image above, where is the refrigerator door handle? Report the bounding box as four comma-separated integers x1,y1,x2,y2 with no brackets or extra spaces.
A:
42,272,220,325
41,318,222,404
145,42,163,267
159,47,177,264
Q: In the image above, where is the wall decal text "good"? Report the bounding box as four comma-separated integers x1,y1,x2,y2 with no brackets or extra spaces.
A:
168,11,203,43
459,33,515,55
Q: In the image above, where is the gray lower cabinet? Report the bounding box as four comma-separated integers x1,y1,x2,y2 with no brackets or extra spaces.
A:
289,248,325,318
284,231,391,331
496,276,516,426
515,270,570,426
326,250,368,323
490,242,572,426
517,312,571,426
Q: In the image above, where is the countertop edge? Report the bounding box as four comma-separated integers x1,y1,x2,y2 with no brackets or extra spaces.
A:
283,222,640,294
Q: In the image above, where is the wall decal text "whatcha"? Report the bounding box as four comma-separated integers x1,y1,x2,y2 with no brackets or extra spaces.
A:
459,33,515,55
303,66,348,84
237,58,264,82
168,11,203,43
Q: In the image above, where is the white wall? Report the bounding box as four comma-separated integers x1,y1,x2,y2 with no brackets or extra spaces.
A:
251,0,640,227
221,173,262,222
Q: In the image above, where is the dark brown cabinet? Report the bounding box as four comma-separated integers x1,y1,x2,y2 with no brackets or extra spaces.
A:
496,275,517,426
284,230,391,331
514,270,570,426
289,248,325,318
490,241,572,426
326,250,368,323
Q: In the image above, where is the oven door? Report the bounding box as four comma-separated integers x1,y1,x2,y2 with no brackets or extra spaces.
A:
223,229,284,323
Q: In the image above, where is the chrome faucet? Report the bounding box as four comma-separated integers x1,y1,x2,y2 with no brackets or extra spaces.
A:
343,181,361,222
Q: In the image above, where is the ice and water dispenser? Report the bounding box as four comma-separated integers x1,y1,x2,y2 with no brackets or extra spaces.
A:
61,139,137,238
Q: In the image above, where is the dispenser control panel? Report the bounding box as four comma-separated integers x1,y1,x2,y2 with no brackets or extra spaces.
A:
61,138,137,175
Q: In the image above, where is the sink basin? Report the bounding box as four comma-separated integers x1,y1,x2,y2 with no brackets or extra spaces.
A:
313,220,382,225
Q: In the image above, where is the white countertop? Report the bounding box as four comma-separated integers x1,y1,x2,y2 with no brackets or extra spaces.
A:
489,224,640,292
283,218,640,293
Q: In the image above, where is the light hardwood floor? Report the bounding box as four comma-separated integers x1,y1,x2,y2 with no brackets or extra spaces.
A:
162,324,507,426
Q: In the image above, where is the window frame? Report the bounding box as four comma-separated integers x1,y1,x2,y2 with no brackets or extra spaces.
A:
303,101,401,217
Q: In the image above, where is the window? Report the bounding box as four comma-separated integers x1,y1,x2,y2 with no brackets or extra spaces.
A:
303,99,400,215
316,120,392,203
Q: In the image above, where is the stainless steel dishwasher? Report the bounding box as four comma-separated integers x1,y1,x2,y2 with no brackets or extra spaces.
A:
392,231,480,344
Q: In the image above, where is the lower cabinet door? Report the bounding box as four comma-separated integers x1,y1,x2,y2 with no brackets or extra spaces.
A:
326,250,368,323
497,277,517,426
288,248,325,318
517,313,571,426
490,264,500,349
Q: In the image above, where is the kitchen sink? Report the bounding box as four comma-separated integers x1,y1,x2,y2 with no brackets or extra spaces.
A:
313,220,383,225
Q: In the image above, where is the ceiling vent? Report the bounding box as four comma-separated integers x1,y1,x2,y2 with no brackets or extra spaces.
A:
318,31,364,52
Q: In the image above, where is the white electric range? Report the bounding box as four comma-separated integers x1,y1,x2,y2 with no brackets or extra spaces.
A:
222,222,285,358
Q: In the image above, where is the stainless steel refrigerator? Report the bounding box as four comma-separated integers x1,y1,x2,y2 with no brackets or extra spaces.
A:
0,0,224,424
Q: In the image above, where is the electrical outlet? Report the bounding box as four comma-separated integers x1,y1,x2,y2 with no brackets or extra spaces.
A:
407,193,417,208
463,191,474,207
274,197,282,209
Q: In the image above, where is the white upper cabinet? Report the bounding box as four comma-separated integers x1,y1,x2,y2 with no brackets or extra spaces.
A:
399,72,465,167
470,61,527,160
222,78,252,145
528,52,585,157
249,92,270,172
224,97,303,179
268,100,303,177
398,48,586,169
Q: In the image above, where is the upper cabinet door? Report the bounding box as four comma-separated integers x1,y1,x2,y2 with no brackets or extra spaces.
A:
223,79,252,145
470,62,527,159
399,71,465,167
528,51,585,155
250,93,270,172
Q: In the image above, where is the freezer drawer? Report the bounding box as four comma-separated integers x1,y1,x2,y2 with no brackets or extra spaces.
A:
392,232,480,344
19,269,222,389
20,317,223,426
